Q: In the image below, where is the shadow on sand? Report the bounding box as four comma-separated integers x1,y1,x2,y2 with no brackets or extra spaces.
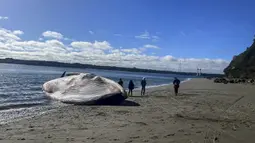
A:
62,93,140,106
128,95,149,98
178,93,199,96
70,100,140,106
117,100,140,106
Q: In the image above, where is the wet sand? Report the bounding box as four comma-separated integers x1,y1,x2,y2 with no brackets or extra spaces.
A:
0,78,255,143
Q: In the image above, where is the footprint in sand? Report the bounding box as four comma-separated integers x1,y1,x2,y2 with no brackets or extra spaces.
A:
150,135,159,139
112,138,120,141
164,133,175,138
17,138,25,140
184,133,191,136
114,110,130,115
134,122,147,126
130,136,140,139
96,112,107,116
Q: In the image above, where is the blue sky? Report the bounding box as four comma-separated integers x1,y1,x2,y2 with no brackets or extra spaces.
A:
0,0,254,73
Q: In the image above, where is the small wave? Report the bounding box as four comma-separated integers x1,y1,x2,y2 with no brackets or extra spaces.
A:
0,102,45,111
133,78,192,90
0,97,49,104
141,83,170,89
181,78,192,83
0,103,63,124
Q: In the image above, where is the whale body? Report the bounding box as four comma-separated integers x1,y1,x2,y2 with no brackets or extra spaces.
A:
42,73,127,105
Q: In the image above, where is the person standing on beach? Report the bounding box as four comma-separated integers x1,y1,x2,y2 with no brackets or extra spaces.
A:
141,77,147,96
128,80,135,96
118,78,123,87
173,77,180,96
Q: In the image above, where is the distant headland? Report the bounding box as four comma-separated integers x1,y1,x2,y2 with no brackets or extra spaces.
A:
0,58,222,77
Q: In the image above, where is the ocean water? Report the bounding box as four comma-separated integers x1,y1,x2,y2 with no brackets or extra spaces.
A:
0,63,193,123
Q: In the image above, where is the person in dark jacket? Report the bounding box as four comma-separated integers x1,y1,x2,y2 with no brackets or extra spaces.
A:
141,77,147,96
128,80,135,96
118,78,123,87
173,77,180,96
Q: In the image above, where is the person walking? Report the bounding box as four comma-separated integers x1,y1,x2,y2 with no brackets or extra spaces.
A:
173,77,180,96
128,80,135,96
141,77,147,96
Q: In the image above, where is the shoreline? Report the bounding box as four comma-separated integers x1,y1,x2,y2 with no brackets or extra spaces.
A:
0,102,65,125
1,78,255,143
133,78,192,91
0,78,192,125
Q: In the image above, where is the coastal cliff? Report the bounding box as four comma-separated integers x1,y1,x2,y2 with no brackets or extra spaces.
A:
224,39,255,78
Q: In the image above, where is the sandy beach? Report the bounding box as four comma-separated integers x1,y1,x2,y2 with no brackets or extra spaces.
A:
0,78,255,143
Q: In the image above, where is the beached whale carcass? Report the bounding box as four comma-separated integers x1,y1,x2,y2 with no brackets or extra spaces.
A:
42,73,127,105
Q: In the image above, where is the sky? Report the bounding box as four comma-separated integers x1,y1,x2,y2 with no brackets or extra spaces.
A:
0,0,255,73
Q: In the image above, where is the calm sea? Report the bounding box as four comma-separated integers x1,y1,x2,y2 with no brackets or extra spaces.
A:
0,63,193,123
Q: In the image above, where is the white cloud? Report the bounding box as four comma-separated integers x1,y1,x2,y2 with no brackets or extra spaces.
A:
110,48,142,55
161,55,178,62
143,44,160,49
0,28,21,42
0,27,230,73
0,16,8,20
135,31,150,39
71,41,112,51
42,31,63,39
3,39,67,54
135,31,160,41
89,31,94,35
110,49,120,53
140,44,160,52
151,36,159,41
13,30,24,35
121,48,141,54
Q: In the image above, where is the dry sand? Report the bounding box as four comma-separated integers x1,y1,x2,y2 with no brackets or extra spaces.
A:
0,78,255,143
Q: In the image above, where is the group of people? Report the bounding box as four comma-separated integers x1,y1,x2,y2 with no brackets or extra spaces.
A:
117,77,181,96
118,77,147,96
